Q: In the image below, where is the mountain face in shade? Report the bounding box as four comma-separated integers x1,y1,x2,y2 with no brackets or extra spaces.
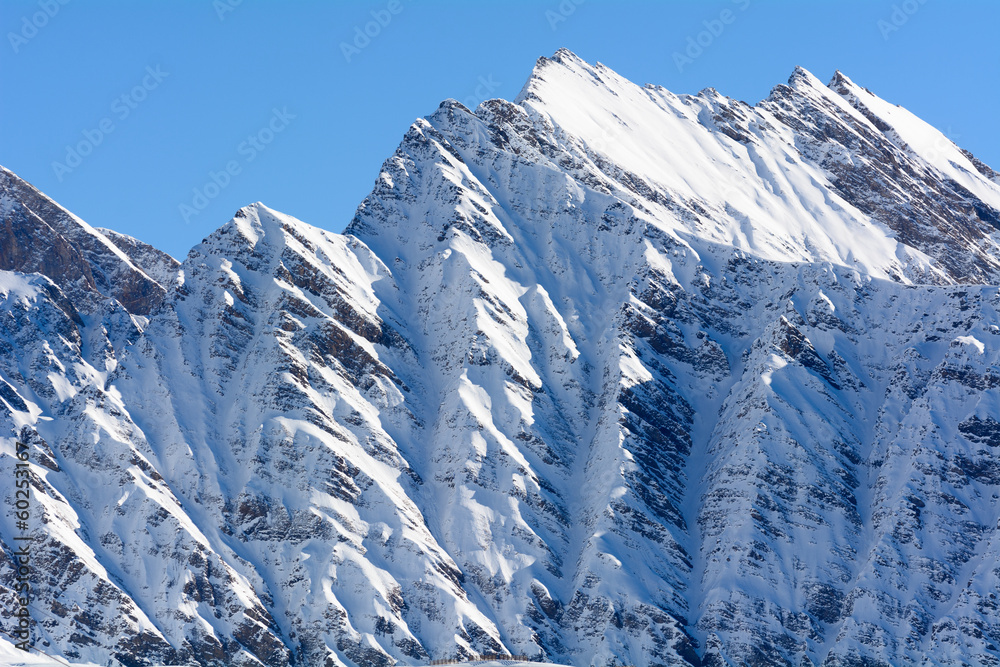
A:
2,49,1000,667
0,166,175,317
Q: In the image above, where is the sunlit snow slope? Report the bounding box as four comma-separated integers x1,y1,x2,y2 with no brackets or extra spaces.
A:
3,49,1000,667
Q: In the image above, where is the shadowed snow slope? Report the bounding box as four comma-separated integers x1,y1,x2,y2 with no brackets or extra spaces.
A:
3,50,1000,667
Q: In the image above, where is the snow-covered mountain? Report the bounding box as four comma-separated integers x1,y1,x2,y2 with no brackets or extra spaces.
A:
3,49,1000,666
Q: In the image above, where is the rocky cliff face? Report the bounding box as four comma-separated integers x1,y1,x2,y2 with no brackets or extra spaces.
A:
0,167,175,317
2,50,1000,667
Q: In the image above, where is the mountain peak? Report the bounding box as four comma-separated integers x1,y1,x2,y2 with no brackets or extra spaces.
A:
550,46,583,63
207,201,289,251
515,47,595,105
786,64,826,90
827,69,870,98
370,51,1000,285
196,200,355,279
828,69,851,86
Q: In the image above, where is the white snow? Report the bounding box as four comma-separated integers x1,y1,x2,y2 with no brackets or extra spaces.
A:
955,335,985,354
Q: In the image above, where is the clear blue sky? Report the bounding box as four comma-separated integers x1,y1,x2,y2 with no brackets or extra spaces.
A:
2,0,998,260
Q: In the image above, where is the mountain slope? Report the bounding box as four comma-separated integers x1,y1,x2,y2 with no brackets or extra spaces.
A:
2,50,1000,666
96,227,180,292
0,167,173,316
